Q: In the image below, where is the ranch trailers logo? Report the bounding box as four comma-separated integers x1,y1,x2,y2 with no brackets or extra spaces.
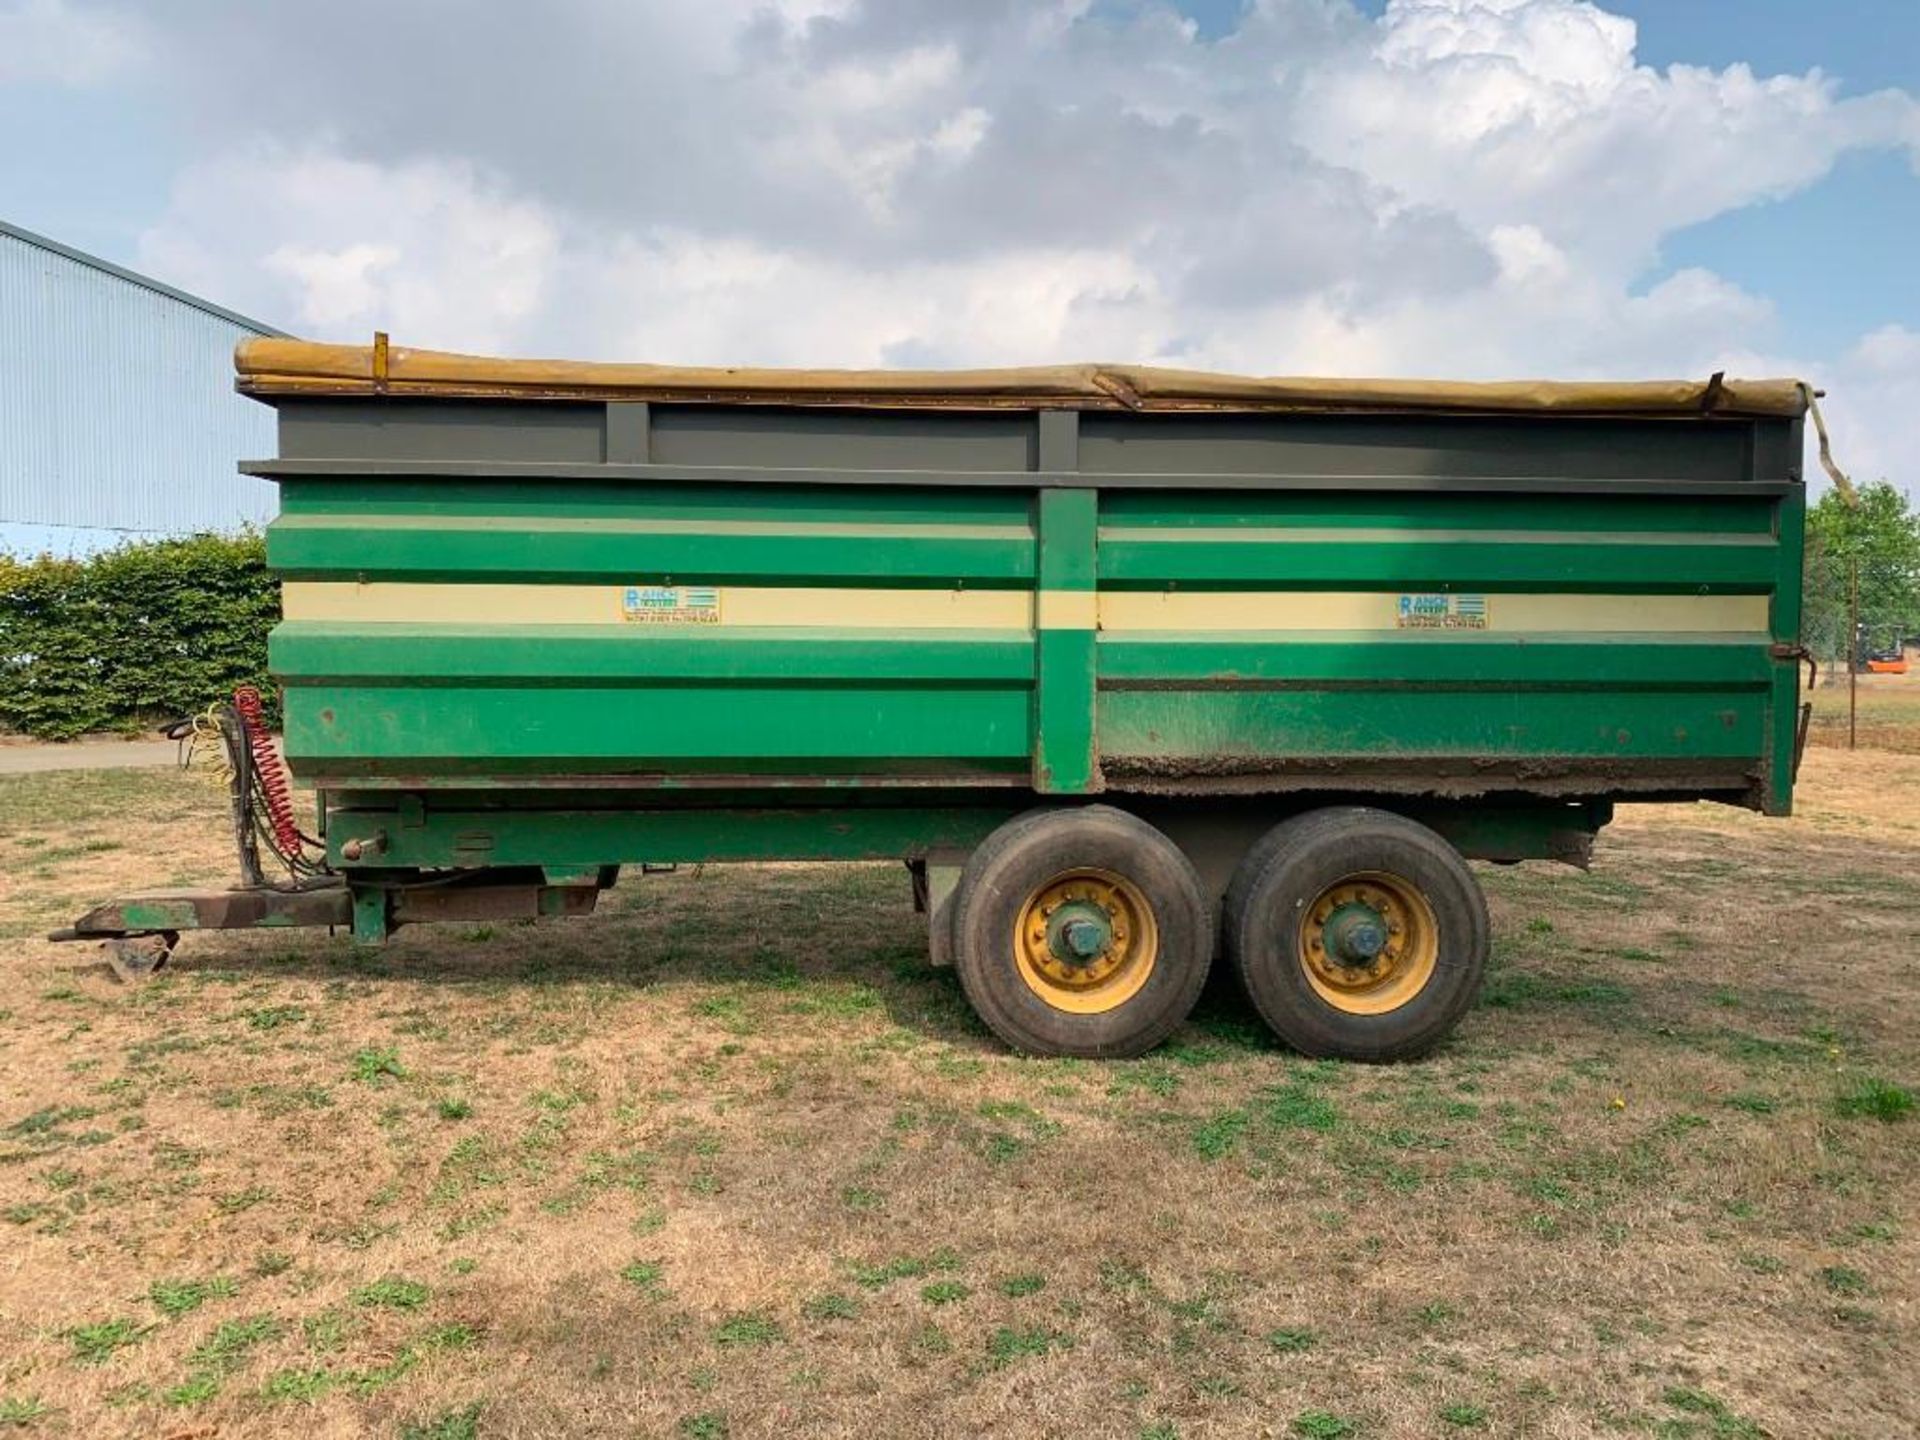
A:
1396,594,1488,630
621,585,722,624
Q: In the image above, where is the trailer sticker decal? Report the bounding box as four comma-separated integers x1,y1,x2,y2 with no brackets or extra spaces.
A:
621,585,722,624
1396,594,1489,630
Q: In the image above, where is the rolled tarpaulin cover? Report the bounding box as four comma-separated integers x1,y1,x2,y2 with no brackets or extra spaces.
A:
235,337,1808,419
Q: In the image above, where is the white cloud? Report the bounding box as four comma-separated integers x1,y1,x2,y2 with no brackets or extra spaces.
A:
1818,326,1920,492
1296,1,1918,278
88,0,1917,494
139,147,558,354
262,244,401,332
0,0,139,85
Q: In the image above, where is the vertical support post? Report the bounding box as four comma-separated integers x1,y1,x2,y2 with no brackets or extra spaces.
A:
350,885,391,947
1032,411,1098,794
1767,469,1806,813
1848,552,1858,751
606,402,652,464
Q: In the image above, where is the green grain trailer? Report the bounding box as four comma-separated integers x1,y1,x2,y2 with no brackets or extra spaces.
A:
56,338,1814,1060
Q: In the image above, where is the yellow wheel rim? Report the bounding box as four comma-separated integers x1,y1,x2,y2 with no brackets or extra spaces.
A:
1013,868,1158,1015
1298,871,1438,1016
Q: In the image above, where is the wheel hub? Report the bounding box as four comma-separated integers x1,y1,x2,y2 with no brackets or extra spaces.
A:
1049,902,1113,968
1299,872,1439,1015
1322,901,1388,967
1013,868,1158,1014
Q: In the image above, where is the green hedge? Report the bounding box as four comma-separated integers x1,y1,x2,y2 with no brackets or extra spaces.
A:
0,532,279,741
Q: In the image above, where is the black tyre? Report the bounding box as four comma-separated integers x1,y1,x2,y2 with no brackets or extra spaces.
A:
1223,807,1488,1061
951,805,1212,1058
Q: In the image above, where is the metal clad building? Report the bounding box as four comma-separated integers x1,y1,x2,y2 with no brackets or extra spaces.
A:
1,219,284,538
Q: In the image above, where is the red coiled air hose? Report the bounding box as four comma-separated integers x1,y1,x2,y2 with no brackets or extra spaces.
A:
232,686,305,861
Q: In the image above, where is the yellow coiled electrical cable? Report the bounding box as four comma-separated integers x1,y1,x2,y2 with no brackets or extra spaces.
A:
179,702,234,782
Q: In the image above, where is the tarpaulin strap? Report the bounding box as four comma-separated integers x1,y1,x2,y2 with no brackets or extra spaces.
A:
1091,370,1143,410
1799,382,1858,507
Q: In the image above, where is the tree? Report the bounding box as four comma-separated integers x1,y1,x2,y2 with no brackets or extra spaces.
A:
1803,481,1920,679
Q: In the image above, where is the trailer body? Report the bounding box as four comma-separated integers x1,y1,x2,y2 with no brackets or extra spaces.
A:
60,341,1811,1058
248,345,1805,856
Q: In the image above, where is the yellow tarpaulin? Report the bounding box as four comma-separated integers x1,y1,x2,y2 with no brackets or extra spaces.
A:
235,337,1808,419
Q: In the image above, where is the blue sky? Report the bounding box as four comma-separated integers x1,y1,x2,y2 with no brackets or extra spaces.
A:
1620,0,1917,359
2,0,1916,555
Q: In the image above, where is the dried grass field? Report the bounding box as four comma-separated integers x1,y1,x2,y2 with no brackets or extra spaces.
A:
1804,670,1920,755
1,684,1917,1439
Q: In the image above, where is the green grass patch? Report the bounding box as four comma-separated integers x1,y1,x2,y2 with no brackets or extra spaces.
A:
1658,1386,1764,1439
245,1005,306,1031
6,1105,98,1139
1834,1076,1913,1122
420,1322,481,1352
1191,1108,1250,1160
353,1277,430,1311
1819,1265,1868,1297
64,1318,146,1365
1263,1080,1340,1132
149,1276,237,1319
620,1261,665,1295
1110,1066,1181,1098
1290,1411,1356,1439
302,1310,354,1353
0,1397,48,1425
350,1047,408,1084
802,1292,859,1321
342,1346,421,1396
986,1325,1073,1368
163,1373,220,1407
847,1251,955,1289
262,1367,335,1403
712,1312,783,1346
188,1315,282,1370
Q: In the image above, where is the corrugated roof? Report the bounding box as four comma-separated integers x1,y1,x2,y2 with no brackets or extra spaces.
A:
0,218,287,338
2,222,281,534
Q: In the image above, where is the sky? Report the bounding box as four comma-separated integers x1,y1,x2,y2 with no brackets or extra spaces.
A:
2,0,1916,524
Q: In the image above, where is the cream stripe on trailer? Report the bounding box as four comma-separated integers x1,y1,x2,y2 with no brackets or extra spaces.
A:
1096,592,1770,633
282,582,1770,635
